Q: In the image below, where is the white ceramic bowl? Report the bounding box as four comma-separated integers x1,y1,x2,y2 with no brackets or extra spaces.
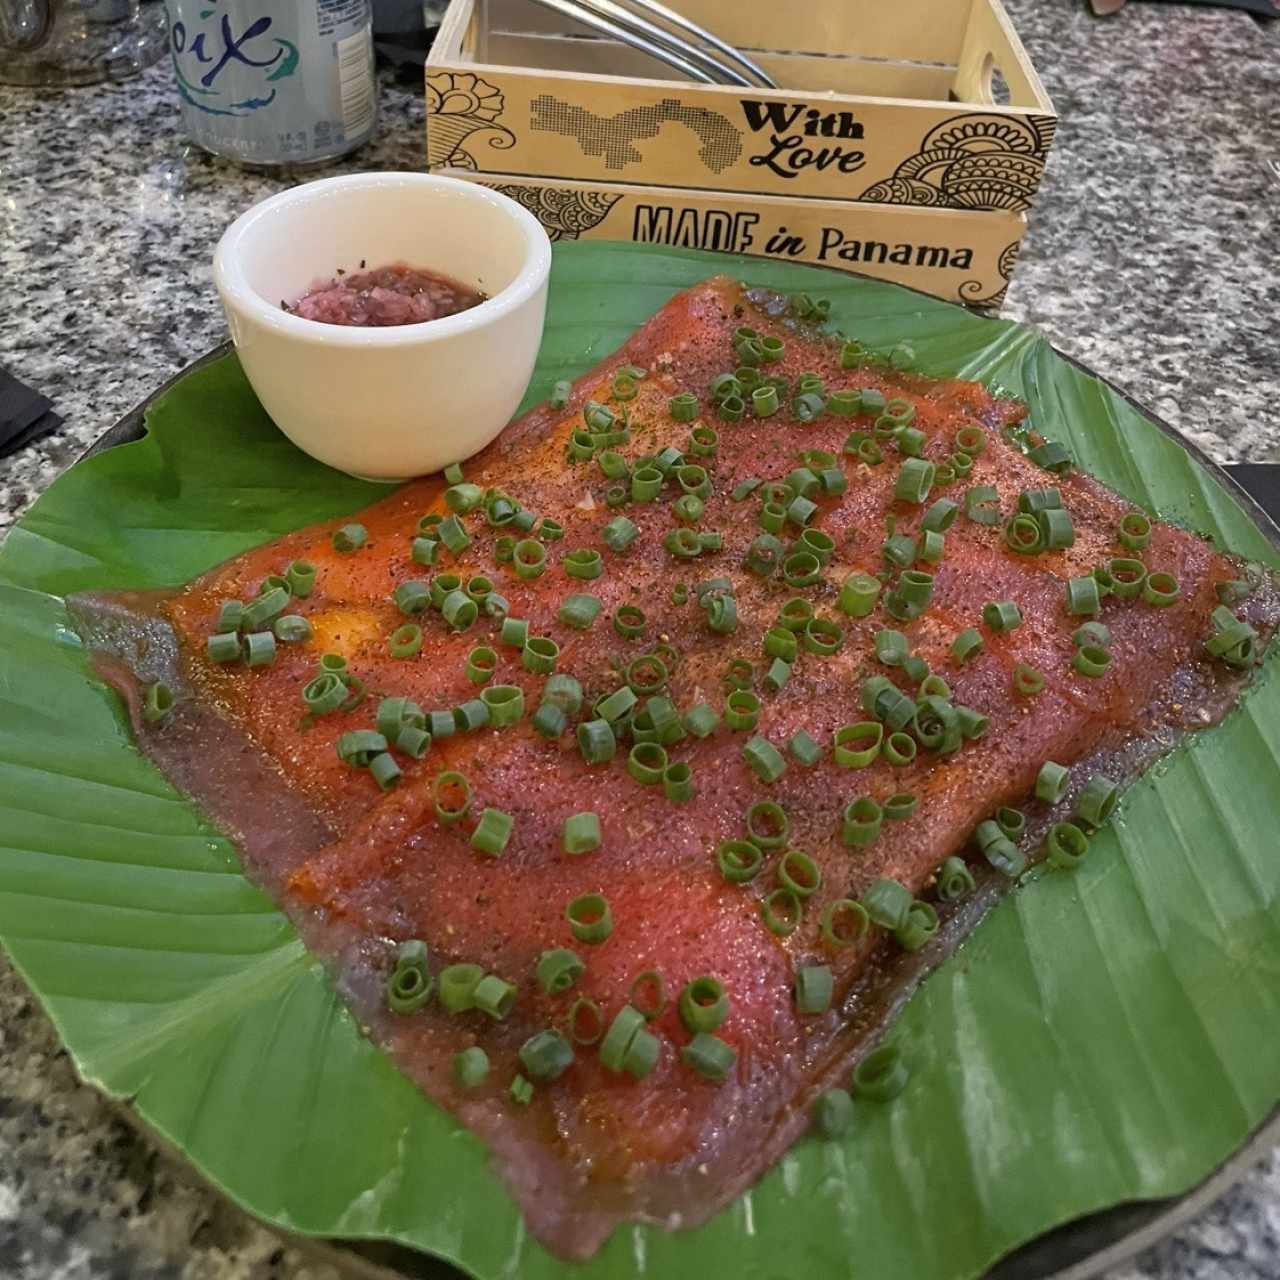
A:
212,173,552,481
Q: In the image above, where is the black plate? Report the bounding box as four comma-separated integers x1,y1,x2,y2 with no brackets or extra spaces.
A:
79,337,1280,1280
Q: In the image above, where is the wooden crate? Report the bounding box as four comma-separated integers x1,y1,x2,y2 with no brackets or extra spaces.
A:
425,0,1055,304
437,167,1026,308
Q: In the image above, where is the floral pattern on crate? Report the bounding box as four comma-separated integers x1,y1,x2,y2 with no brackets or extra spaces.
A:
960,239,1022,310
426,72,517,170
488,184,623,241
859,113,1057,212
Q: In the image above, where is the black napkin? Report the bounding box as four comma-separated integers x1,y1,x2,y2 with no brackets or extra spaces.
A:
0,365,63,459
1224,464,1280,526
374,23,438,85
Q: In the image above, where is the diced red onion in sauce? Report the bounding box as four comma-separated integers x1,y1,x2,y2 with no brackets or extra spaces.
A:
288,263,486,327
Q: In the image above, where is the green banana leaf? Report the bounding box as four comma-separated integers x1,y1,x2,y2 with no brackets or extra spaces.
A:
1,241,1278,1280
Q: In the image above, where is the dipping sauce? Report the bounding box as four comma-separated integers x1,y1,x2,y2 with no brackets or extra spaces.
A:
288,263,486,327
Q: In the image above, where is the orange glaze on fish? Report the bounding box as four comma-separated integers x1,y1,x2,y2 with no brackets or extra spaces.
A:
108,278,1270,1258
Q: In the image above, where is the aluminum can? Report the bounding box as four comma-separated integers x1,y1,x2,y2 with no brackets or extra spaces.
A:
166,0,377,168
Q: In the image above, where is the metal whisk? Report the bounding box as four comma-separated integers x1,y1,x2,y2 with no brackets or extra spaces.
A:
525,0,778,88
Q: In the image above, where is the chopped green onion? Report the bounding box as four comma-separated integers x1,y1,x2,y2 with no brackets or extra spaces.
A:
453,1046,490,1088
1013,663,1045,695
337,729,388,767
778,848,821,898
438,963,485,1014
1073,644,1112,677
743,735,786,783
894,457,935,504
437,515,470,555
564,997,604,1047
920,674,950,699
332,523,367,554
272,614,312,644
863,877,912,928
1004,514,1044,555
662,760,694,802
804,617,843,655
554,593,598,631
242,631,277,666
983,600,1022,632
539,517,565,541
762,657,791,692
996,807,1026,840
852,1044,910,1101
678,976,729,1033
596,685,637,723
512,538,547,580
244,586,289,630
717,838,765,883
682,1031,736,1081
432,770,472,824
627,741,668,786
509,1075,533,1105
1143,571,1180,606
534,948,585,998
951,628,984,664
576,718,616,766
464,646,497,685
566,893,612,944
884,792,918,821
841,797,882,848
412,536,440,567
1018,487,1060,514
393,579,431,616
142,682,174,724
1119,511,1152,551
1039,507,1075,550
522,635,560,675
1075,776,1120,827
875,628,909,666
757,885,800,935
429,572,461,607
703,593,738,634
895,900,939,951
386,940,432,1014
500,616,529,648
884,731,917,766
794,964,833,1014
441,591,477,630
599,1004,646,1072
1045,821,1089,870
215,600,245,634
519,1029,574,1083
838,572,882,618
965,485,1000,525
725,689,761,732
207,631,242,664
477,684,522,727
1036,760,1070,803
1029,440,1072,472
936,856,976,901
1065,575,1102,616
1108,557,1148,599
881,533,917,570
472,974,516,1020
834,721,883,768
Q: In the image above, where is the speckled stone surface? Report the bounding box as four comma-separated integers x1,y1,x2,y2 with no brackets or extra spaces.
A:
0,2,1278,1278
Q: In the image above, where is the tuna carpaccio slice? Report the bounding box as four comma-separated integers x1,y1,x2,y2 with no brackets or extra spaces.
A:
70,276,1279,1260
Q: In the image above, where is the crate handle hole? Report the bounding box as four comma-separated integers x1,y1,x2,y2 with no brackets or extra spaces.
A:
978,52,1012,106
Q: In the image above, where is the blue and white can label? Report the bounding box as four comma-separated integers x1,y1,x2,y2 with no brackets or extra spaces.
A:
166,0,377,167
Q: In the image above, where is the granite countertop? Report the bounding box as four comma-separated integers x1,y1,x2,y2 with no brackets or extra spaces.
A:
1,1,1278,1277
